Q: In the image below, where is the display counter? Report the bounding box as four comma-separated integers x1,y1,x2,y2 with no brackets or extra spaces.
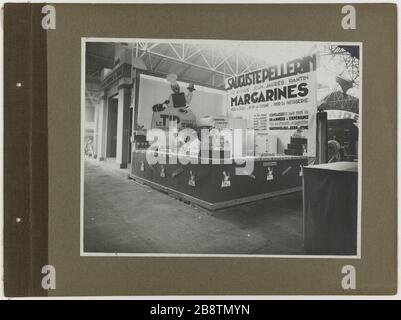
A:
130,149,309,210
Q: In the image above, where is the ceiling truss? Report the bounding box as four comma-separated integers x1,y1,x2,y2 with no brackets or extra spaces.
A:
124,42,269,88
321,45,360,88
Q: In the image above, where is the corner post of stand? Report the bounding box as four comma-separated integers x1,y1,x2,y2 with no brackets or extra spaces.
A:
316,109,328,164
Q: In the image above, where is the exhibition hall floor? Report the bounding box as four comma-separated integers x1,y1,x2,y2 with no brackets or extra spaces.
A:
83,160,304,255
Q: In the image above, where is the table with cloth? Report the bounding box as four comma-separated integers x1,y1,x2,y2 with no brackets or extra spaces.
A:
303,161,358,255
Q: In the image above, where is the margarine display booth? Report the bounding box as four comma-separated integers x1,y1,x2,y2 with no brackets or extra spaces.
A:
130,57,317,210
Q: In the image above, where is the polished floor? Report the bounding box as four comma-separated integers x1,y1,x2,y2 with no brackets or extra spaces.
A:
83,160,304,255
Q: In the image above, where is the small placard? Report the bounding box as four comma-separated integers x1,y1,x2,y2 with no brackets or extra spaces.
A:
267,167,274,181
160,165,166,178
188,171,196,187
263,161,277,167
221,171,231,188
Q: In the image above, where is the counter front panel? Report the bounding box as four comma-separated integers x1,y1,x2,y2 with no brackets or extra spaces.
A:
130,150,308,210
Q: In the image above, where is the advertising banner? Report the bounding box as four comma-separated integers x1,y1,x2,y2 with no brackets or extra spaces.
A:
226,54,318,156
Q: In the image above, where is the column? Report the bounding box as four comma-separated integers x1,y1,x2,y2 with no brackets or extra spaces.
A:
97,94,108,161
115,84,131,168
92,103,99,159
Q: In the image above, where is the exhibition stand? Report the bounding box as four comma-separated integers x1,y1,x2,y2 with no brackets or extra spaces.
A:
130,55,319,210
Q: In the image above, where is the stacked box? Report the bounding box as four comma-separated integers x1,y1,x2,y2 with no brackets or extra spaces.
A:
284,137,307,156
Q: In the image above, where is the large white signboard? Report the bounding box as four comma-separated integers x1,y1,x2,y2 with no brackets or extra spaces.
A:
225,54,318,156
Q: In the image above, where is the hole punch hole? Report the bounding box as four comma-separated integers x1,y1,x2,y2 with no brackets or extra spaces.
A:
16,82,22,87
16,217,22,223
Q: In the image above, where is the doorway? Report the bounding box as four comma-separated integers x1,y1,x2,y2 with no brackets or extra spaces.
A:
106,97,118,158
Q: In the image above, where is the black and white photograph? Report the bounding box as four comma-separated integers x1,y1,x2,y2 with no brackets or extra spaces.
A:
82,39,361,257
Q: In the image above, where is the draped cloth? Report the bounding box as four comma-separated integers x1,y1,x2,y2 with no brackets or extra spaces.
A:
303,162,358,255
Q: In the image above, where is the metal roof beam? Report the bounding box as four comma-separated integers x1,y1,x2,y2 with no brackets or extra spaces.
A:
169,43,183,60
225,59,236,76
136,47,234,78
214,52,234,70
139,43,159,58
184,47,202,61
195,45,213,69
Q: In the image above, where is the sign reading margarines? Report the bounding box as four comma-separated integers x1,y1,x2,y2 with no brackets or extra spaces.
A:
225,54,318,156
